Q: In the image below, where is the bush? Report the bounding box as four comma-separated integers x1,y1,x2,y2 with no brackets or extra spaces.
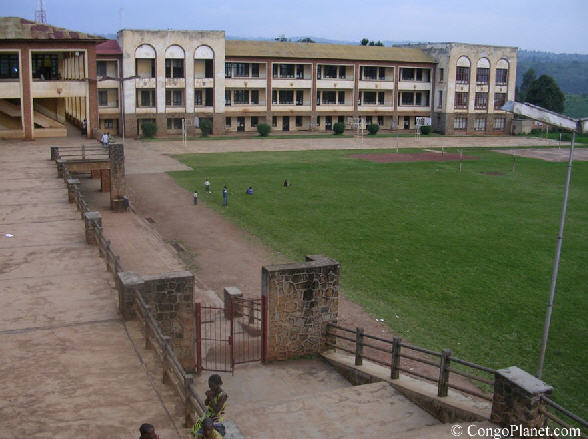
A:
141,121,157,138
530,128,542,135
200,118,212,137
333,122,345,135
257,123,271,137
561,132,572,141
420,125,432,135
366,123,379,135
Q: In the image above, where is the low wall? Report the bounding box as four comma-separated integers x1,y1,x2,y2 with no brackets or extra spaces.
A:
262,255,340,361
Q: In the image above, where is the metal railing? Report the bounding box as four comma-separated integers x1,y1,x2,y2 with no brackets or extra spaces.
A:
540,395,588,438
52,144,109,160
326,323,495,401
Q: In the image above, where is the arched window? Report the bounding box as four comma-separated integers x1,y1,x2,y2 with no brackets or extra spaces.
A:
135,44,155,78
476,57,490,84
456,56,470,83
165,45,185,79
496,59,509,85
194,45,214,79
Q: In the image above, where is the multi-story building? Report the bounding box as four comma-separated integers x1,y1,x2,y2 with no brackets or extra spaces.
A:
0,17,518,140
0,17,104,140
411,43,517,135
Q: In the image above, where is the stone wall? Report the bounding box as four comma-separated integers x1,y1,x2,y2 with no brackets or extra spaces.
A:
118,271,195,370
262,255,340,361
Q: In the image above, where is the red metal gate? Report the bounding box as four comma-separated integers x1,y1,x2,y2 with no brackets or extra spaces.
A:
195,297,266,374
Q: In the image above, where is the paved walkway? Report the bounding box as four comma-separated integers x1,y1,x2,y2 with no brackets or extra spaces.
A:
0,137,186,439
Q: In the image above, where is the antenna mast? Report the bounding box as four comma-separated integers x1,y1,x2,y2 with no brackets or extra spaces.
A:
35,0,47,24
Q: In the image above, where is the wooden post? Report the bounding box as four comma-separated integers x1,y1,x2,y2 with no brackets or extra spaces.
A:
162,336,171,384
195,303,202,374
184,374,194,427
391,337,401,379
438,348,451,397
144,305,152,350
354,327,364,366
261,295,268,363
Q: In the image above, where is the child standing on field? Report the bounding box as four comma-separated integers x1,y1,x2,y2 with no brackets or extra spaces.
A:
204,178,211,193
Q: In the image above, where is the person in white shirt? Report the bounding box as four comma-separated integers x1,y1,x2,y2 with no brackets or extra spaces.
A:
101,133,109,147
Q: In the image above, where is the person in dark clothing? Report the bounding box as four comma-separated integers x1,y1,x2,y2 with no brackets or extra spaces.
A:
139,423,159,439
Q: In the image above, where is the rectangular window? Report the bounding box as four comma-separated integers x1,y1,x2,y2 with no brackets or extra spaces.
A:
234,63,249,77
0,54,19,79
474,92,488,109
251,63,259,78
32,53,58,79
97,61,107,77
474,117,487,131
401,68,415,81
226,117,231,126
234,89,249,104
338,116,345,123
317,116,321,125
363,66,377,80
194,89,203,106
494,92,507,110
98,90,108,106
296,90,303,106
455,92,468,109
322,91,336,104
251,116,258,127
378,92,385,105
323,65,337,79
165,89,183,106
494,117,506,130
438,90,443,108
339,65,346,79
279,90,294,104
272,116,277,127
378,67,386,80
338,91,345,105
416,69,423,81
456,67,469,83
366,116,372,125
317,65,322,80
296,116,302,127
316,91,320,106
296,64,304,79
439,68,444,82
415,92,422,106
272,90,277,104
363,91,377,104
104,119,114,129
476,68,489,84
166,118,183,130
400,92,414,106
205,59,213,78
138,89,155,107
251,90,259,105
277,64,295,78
378,116,384,126
225,63,232,78
454,117,467,130
496,69,508,85
205,88,213,106
225,90,231,106
165,59,184,78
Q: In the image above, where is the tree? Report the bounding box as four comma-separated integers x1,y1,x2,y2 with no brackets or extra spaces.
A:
362,38,384,47
275,34,289,42
360,38,369,46
526,74,565,113
297,37,315,43
517,68,536,102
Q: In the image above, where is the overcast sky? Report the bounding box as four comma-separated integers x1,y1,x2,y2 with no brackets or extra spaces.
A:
3,0,588,54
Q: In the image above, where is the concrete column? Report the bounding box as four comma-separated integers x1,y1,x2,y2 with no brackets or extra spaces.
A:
223,286,243,319
56,159,66,178
490,366,553,431
66,178,80,203
100,169,111,192
83,211,102,245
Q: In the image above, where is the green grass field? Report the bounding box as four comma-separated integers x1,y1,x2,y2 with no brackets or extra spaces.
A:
169,147,587,418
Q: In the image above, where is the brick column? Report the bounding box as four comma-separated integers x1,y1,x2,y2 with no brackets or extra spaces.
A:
83,211,101,245
262,255,340,361
116,271,144,320
108,143,126,211
66,178,80,203
491,366,553,431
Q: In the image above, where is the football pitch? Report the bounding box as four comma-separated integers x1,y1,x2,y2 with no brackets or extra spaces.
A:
169,147,587,417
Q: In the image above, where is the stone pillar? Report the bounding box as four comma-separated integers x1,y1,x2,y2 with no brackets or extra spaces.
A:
224,286,243,319
83,211,102,245
117,271,195,370
108,143,126,211
117,271,144,320
262,255,340,361
491,366,553,431
66,178,80,203
100,169,111,192
56,159,65,178
212,114,225,135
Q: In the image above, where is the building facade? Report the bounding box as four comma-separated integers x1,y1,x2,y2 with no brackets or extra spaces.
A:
0,17,518,140
0,17,104,140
